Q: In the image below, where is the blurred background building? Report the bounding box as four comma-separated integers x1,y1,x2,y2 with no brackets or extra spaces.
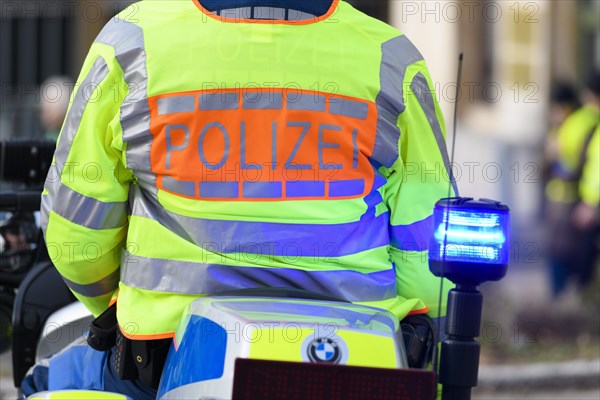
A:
1,1,599,397
2,0,599,219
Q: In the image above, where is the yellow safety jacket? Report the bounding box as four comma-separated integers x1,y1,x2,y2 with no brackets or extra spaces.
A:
546,104,599,204
579,125,599,207
42,0,455,339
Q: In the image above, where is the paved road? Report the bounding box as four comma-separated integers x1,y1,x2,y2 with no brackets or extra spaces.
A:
2,349,599,400
474,390,600,400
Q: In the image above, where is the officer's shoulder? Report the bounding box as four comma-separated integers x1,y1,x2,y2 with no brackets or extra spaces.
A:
567,105,600,125
559,105,599,137
338,1,408,44
111,0,190,29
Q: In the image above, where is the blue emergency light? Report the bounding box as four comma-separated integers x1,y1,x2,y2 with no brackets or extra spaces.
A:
429,197,510,286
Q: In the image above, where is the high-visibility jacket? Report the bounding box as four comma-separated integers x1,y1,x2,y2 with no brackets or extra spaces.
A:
546,104,599,204
579,125,599,207
41,0,456,339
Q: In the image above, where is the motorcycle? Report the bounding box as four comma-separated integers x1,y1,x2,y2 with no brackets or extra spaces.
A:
10,189,509,399
0,140,58,354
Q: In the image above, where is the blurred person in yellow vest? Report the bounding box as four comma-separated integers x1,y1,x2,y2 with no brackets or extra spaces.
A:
546,71,600,296
543,82,581,211
540,81,581,216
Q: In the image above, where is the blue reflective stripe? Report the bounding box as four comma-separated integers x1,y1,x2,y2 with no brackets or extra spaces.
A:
242,181,282,198
286,180,325,197
130,189,390,257
199,92,239,110
363,189,383,209
389,215,433,250
329,98,369,120
199,181,239,198
329,179,365,197
121,252,396,302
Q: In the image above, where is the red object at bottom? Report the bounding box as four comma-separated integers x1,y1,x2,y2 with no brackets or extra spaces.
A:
232,358,436,400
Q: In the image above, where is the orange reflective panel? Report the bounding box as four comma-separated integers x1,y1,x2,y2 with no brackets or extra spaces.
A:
148,88,377,201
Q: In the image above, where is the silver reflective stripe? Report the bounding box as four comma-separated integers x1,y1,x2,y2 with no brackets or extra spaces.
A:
128,185,390,258
220,7,252,19
42,57,109,233
286,93,326,112
217,7,316,21
53,57,108,167
162,176,196,197
243,92,283,110
330,98,368,120
374,35,423,168
62,268,120,297
288,10,316,21
95,19,154,194
40,193,50,235
50,183,128,229
254,7,286,20
410,72,458,195
157,95,195,115
200,92,239,110
120,251,395,302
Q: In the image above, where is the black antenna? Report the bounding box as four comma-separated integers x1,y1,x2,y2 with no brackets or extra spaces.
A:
432,52,464,377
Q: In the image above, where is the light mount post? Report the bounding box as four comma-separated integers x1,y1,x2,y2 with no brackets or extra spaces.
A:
429,197,510,400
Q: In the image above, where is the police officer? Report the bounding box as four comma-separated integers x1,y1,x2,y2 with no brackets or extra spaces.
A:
546,71,600,296
27,1,455,397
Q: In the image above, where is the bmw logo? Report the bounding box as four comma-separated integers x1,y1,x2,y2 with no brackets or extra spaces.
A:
307,337,341,363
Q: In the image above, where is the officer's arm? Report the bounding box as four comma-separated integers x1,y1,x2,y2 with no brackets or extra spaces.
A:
383,61,455,319
41,41,132,317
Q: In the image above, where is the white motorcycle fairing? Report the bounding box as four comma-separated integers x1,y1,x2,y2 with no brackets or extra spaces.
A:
157,296,408,399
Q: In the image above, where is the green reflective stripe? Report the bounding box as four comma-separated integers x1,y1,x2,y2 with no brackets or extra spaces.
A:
62,268,120,297
49,183,127,229
410,72,458,195
374,35,423,168
157,95,195,115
